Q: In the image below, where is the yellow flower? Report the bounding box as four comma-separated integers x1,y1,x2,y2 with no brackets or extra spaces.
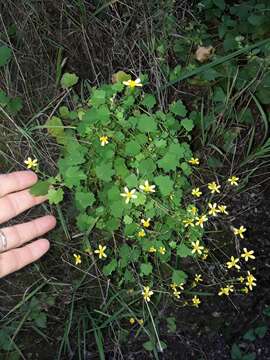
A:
173,289,181,299
218,285,234,296
170,282,184,291
208,203,220,216
194,274,203,283
148,246,156,253
129,317,135,325
24,157,38,170
242,287,249,294
138,319,144,326
233,226,246,239
192,295,201,307
226,256,240,270
188,157,199,165
158,246,166,255
120,187,137,204
138,229,146,237
191,240,204,255
246,271,256,290
141,218,151,228
188,206,198,216
142,286,154,302
94,245,107,259
183,218,194,227
208,181,221,194
241,248,255,262
218,205,229,215
228,176,239,186
139,180,156,193
123,78,143,88
99,135,109,146
201,248,209,260
73,253,81,265
195,214,208,228
192,187,202,197
238,276,245,283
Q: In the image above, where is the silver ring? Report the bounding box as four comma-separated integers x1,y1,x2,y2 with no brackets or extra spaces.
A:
0,230,7,252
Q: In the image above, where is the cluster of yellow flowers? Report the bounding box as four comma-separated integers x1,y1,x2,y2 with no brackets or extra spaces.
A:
180,162,256,304
129,317,144,326
73,244,107,265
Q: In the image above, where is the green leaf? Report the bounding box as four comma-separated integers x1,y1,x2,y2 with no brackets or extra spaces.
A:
143,341,155,351
138,158,156,175
98,105,111,125
231,344,242,360
181,118,194,132
45,116,66,144
114,157,129,178
125,140,141,156
158,153,179,172
177,243,192,257
140,263,153,276
213,86,226,102
103,259,117,276
263,306,270,317
248,15,264,26
64,166,87,188
109,200,124,218
142,94,156,109
170,100,187,117
243,329,256,342
0,90,9,107
180,162,192,176
137,114,157,133
59,106,70,118
154,175,174,196
123,215,133,224
7,97,23,115
76,214,97,232
95,162,114,182
61,72,79,88
254,326,268,338
90,89,106,107
125,174,138,188
0,46,12,67
213,0,225,10
166,317,176,333
34,312,47,329
105,217,120,231
172,269,187,285
30,180,50,196
75,191,95,210
48,188,64,205
133,192,146,206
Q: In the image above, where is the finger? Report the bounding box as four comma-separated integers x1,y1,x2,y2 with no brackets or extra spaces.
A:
0,239,50,278
0,189,47,224
1,215,56,251
0,171,38,198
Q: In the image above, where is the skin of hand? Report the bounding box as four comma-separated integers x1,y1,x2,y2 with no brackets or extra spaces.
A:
0,171,56,278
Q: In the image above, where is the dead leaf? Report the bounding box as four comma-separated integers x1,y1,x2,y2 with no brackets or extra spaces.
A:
195,46,215,63
111,71,130,84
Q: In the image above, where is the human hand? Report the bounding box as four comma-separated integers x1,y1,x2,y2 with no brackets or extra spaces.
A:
0,171,56,278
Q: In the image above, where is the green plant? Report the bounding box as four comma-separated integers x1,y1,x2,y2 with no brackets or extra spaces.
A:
28,70,260,353
230,305,270,360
